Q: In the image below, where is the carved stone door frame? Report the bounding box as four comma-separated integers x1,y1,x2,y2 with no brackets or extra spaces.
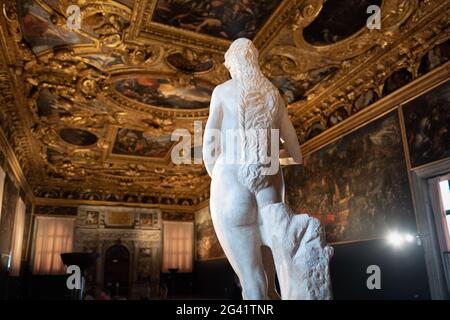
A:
410,158,450,299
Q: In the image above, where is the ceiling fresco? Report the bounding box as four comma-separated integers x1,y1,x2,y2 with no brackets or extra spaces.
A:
112,128,173,158
60,128,99,146
152,0,283,40
18,0,93,53
114,76,213,109
0,0,448,208
303,0,383,45
166,50,214,73
270,65,339,104
81,53,125,69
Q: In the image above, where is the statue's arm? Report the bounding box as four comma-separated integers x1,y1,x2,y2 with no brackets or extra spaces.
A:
279,104,303,165
203,87,223,177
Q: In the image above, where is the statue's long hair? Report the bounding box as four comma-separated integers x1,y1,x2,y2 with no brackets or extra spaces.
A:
224,38,282,192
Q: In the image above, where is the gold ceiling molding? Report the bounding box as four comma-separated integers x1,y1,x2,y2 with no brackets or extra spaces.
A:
251,0,302,54
130,0,298,54
129,0,230,53
0,62,35,200
300,61,450,156
278,0,449,144
0,0,448,209
290,0,418,62
0,117,33,201
0,1,217,206
105,89,211,119
33,197,200,214
32,184,211,208
103,70,214,118
263,0,421,91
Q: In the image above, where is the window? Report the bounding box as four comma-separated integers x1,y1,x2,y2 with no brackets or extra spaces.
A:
439,179,450,238
32,217,75,275
10,197,26,276
162,221,193,273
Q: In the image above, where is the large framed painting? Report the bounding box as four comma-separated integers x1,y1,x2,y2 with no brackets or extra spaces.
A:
0,175,19,268
284,112,416,244
195,206,224,260
402,80,450,168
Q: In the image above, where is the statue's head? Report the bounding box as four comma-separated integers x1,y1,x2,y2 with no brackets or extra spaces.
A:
224,38,259,79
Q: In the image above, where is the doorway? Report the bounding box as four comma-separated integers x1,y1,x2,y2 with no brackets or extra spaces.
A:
410,159,450,299
428,174,450,294
104,245,130,297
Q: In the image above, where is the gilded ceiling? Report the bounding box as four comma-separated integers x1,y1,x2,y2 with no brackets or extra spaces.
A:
0,0,448,209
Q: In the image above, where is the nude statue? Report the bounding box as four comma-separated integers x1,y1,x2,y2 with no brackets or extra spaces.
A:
203,38,333,300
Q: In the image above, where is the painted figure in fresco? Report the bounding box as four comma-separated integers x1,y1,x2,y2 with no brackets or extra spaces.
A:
404,83,450,167
153,0,281,40
115,77,211,109
19,0,87,52
203,38,333,300
283,114,417,243
113,129,171,158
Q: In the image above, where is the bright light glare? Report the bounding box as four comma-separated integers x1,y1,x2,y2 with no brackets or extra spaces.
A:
387,231,416,247
387,231,404,247
404,233,415,243
439,180,450,211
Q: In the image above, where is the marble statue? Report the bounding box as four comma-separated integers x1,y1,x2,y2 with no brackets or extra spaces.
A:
203,38,333,300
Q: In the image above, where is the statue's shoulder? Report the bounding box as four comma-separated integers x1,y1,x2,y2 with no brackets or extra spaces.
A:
214,79,236,94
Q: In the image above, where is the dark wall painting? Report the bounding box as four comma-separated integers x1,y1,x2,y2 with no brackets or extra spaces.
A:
195,206,224,260
18,0,92,53
112,128,173,158
303,0,382,45
152,0,283,40
284,112,416,244
403,80,450,168
0,174,19,269
115,76,212,109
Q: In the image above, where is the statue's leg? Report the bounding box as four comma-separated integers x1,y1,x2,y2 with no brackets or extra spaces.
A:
259,203,333,300
254,173,284,299
253,169,333,299
210,167,268,300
